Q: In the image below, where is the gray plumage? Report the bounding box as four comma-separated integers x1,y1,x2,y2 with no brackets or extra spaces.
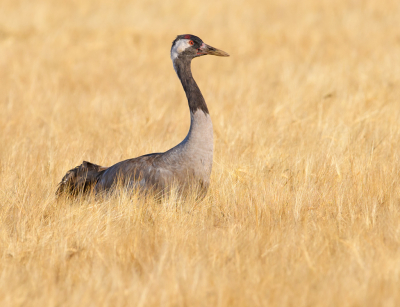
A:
56,34,229,199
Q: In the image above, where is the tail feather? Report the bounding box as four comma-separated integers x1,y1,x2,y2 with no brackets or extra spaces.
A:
56,161,108,197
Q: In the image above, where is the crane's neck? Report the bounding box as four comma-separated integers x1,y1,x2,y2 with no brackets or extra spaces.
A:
168,57,213,179
173,58,209,114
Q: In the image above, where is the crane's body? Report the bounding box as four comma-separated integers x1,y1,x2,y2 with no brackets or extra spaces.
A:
56,34,229,198
94,108,213,196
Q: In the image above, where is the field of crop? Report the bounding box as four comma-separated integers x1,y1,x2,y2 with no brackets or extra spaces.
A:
1,0,400,306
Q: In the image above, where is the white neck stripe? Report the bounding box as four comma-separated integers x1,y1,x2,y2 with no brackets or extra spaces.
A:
170,39,191,61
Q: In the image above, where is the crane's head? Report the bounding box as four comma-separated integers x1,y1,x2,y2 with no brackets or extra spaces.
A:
170,34,229,62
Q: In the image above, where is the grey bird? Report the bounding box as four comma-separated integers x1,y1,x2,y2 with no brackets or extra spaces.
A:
56,34,229,199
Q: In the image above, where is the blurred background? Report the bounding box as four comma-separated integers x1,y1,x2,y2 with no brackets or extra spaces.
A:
1,0,399,169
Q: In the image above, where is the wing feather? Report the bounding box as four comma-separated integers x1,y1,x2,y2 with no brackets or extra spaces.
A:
56,161,108,197
95,153,174,194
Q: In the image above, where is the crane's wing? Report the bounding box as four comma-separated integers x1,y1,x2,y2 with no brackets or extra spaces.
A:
56,161,108,197
94,153,175,195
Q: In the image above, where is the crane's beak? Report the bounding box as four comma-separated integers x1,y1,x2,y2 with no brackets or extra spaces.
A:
197,43,230,57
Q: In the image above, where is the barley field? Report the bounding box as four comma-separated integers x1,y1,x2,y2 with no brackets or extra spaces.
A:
1,0,400,306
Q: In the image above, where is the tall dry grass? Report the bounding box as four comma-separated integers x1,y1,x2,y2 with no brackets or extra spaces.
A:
1,0,400,306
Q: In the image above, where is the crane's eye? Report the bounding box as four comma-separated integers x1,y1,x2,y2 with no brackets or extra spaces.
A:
189,40,194,46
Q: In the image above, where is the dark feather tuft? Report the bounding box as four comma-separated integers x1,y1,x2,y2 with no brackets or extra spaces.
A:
56,161,108,198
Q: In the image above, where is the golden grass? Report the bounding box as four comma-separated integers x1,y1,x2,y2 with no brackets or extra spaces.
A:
1,0,400,305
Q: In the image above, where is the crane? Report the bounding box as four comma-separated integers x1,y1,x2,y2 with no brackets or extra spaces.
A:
56,34,229,199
